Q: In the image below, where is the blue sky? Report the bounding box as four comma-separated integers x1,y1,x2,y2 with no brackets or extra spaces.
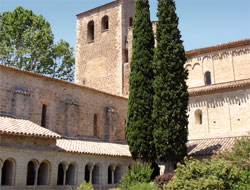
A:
1,0,250,51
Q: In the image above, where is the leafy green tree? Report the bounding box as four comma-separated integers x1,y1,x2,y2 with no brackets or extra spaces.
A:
164,158,243,190
152,0,189,168
50,40,75,81
126,0,155,162
0,6,74,81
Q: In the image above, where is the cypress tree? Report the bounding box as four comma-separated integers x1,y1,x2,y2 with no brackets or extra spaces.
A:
126,0,155,162
152,0,189,168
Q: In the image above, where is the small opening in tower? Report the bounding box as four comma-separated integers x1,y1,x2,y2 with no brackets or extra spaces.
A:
204,71,211,86
41,104,47,127
125,49,129,63
87,21,95,43
101,15,109,32
129,17,133,27
93,114,98,136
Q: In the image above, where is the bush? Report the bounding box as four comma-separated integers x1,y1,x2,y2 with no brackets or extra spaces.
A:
119,163,153,190
164,157,242,190
154,173,174,189
232,169,250,190
130,182,158,190
77,180,93,190
215,136,250,170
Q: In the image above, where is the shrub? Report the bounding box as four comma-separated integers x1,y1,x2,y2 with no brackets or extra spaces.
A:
77,180,93,190
215,136,250,170
119,162,153,190
154,173,174,189
130,182,158,190
164,157,242,190
232,169,250,190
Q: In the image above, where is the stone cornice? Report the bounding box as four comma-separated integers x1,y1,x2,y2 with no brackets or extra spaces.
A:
76,1,119,17
186,38,250,57
189,79,250,96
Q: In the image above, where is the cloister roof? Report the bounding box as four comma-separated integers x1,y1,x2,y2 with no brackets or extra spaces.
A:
1,116,247,157
57,139,131,157
187,136,248,156
0,116,61,139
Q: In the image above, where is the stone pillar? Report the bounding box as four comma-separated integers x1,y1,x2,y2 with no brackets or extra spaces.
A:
63,165,68,186
0,160,3,185
111,166,115,185
88,165,93,183
34,163,39,185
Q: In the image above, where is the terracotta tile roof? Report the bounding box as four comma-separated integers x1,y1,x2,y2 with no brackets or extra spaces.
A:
57,139,131,157
187,136,248,156
188,78,250,96
0,116,61,139
186,38,250,56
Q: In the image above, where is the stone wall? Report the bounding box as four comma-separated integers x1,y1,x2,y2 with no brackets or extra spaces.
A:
186,43,250,88
0,65,127,142
188,87,250,139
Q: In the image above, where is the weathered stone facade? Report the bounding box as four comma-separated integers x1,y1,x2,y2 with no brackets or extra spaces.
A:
1,0,250,189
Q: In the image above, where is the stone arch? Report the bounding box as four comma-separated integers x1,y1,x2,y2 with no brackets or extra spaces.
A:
101,15,109,31
192,63,201,70
114,164,122,184
195,109,203,125
66,162,77,185
1,158,16,186
92,164,101,185
26,159,39,185
184,64,192,70
87,20,95,42
107,164,115,184
57,162,68,186
85,162,93,183
37,160,50,185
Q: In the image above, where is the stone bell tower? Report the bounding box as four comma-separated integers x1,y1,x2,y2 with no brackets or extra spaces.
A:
75,0,135,96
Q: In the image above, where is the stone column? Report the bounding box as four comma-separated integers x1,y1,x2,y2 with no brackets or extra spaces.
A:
88,165,93,183
111,166,115,184
34,163,39,185
63,165,68,186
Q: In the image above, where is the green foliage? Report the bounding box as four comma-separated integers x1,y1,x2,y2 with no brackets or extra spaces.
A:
0,6,75,81
152,0,189,164
232,170,250,190
154,173,174,189
130,182,159,190
164,158,242,190
126,0,155,162
215,137,250,170
119,163,153,190
77,180,93,190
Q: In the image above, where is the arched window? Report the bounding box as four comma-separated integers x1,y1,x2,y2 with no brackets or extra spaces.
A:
1,159,15,186
57,163,65,185
129,17,133,26
93,114,98,137
108,165,112,184
37,162,50,185
27,161,36,185
101,15,109,31
114,165,122,184
41,104,47,127
205,71,211,86
84,165,90,183
195,109,202,125
87,21,95,43
66,164,76,185
92,165,100,185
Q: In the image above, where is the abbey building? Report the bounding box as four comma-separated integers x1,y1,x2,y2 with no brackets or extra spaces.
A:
0,0,250,189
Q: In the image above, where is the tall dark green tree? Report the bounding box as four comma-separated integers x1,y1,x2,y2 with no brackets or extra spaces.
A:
0,6,75,81
152,0,189,169
126,0,155,163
